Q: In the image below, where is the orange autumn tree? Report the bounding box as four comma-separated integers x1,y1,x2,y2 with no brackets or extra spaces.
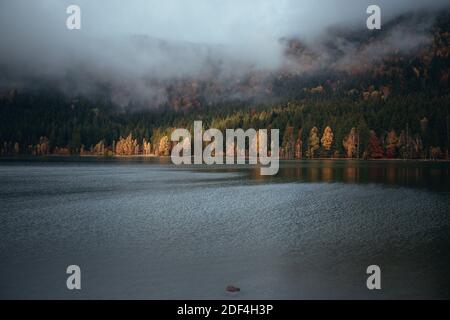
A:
343,128,358,158
367,131,384,158
385,130,398,158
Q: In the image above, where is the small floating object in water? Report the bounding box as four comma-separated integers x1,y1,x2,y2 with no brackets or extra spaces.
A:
226,285,241,293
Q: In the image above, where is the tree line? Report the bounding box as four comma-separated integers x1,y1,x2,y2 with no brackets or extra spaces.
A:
0,90,448,160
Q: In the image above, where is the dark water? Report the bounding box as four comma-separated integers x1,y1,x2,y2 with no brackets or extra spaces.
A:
0,158,449,299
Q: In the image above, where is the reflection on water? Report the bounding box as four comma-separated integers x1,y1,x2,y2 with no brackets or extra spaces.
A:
244,160,450,191
3,157,449,191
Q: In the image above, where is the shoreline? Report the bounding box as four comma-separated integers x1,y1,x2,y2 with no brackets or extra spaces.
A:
0,155,449,163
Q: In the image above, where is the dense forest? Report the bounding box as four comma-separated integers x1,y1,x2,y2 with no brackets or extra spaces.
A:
1,91,448,160
1,11,450,160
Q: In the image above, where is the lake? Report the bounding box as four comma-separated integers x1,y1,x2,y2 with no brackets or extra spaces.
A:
0,158,449,299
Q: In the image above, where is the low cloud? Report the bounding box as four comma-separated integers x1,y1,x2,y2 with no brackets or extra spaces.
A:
0,0,449,106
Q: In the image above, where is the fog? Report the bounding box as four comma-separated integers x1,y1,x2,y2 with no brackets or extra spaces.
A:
0,0,449,106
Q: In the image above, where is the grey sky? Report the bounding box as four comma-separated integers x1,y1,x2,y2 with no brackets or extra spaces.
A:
0,0,449,103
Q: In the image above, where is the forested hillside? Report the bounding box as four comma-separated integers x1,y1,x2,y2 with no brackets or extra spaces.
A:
1,11,449,159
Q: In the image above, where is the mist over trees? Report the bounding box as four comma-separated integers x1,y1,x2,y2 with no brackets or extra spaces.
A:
0,6,449,160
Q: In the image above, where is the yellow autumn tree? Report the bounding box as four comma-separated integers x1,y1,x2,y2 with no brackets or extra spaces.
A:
116,133,139,155
321,126,334,151
93,140,105,155
158,136,170,156
142,138,152,156
308,127,320,158
295,128,303,159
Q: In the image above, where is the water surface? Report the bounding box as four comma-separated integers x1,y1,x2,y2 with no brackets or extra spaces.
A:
0,158,449,299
